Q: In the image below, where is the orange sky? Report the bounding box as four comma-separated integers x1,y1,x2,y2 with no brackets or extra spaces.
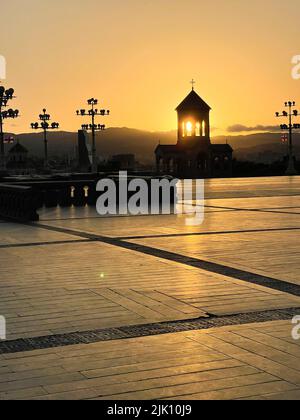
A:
1,0,299,135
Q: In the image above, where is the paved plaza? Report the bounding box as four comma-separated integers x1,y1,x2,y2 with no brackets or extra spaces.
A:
0,176,300,400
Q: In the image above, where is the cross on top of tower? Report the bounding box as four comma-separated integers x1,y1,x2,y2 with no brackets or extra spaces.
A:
190,79,196,90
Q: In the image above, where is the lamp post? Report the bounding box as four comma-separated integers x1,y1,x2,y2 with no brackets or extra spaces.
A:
76,98,110,173
0,85,19,170
276,101,300,175
31,109,60,168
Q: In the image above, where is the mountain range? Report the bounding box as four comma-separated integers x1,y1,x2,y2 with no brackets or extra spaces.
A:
4,128,300,164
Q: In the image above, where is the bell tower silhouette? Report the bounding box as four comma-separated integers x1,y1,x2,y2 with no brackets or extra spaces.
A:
155,81,233,178
176,84,211,149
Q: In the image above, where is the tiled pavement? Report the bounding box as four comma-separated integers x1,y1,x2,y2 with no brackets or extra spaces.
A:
1,232,299,339
0,176,300,399
0,320,299,400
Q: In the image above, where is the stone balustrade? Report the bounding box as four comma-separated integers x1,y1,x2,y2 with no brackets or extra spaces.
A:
0,184,40,222
0,175,176,221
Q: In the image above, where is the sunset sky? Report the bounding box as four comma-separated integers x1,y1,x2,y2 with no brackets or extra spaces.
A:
1,0,299,135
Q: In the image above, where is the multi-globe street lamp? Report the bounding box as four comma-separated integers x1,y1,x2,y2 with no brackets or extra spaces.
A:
31,109,60,168
76,98,110,172
276,101,300,175
0,86,19,169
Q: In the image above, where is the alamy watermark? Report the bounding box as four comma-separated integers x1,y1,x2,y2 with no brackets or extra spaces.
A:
96,172,204,226
0,316,6,340
292,55,300,80
292,316,300,341
0,55,6,80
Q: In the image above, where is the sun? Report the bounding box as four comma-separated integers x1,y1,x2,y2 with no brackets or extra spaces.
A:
186,121,193,134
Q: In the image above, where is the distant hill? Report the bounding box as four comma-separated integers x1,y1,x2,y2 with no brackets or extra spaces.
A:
213,132,300,163
4,128,300,164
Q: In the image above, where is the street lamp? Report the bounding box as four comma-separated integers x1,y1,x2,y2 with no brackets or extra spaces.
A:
0,85,19,170
76,98,110,172
31,109,60,168
275,101,299,175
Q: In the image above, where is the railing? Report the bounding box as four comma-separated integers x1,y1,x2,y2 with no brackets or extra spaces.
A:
0,184,40,222
24,180,98,208
0,175,176,221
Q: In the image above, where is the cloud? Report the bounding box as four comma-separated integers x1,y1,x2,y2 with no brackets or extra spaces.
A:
227,124,280,133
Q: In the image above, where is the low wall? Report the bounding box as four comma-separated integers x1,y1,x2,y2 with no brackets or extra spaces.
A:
0,184,40,222
0,175,176,222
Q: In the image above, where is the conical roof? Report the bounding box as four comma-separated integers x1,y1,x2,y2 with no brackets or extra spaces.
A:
9,142,28,154
176,89,211,112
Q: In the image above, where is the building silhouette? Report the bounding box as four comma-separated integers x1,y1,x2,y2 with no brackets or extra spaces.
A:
78,130,92,172
110,154,136,171
7,141,31,175
155,89,233,178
